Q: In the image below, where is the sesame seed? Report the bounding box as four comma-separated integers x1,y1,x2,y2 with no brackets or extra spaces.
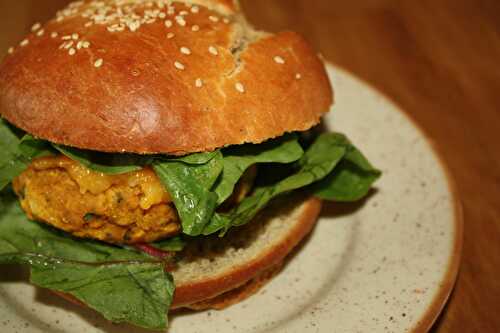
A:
179,10,189,16
191,6,199,13
165,20,173,28
64,41,73,49
235,83,245,93
180,47,191,55
84,21,93,27
94,58,103,68
20,39,29,47
51,32,58,38
7,47,14,54
72,33,79,40
195,78,203,87
174,61,185,70
36,29,45,37
31,22,41,32
167,32,175,39
68,48,76,55
274,56,285,64
175,16,186,26
223,18,230,24
61,35,72,40
295,73,302,80
208,46,218,56
192,25,200,32
82,41,90,48
159,12,166,19
209,15,219,22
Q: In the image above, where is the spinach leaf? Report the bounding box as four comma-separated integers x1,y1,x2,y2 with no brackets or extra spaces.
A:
204,133,348,235
153,236,186,252
153,151,223,236
161,151,220,165
19,135,54,159
214,135,304,204
0,120,30,190
2,253,173,330
0,195,174,330
53,146,217,176
53,145,151,175
312,135,381,201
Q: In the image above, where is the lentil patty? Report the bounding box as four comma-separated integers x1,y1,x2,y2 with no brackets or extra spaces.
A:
13,155,180,244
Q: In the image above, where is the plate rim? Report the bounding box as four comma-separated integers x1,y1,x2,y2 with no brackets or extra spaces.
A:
407,125,464,333
328,65,464,333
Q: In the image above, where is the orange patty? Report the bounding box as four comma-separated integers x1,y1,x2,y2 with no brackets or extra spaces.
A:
13,155,180,244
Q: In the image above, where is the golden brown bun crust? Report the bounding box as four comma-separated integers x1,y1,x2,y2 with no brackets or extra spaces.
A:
0,0,332,155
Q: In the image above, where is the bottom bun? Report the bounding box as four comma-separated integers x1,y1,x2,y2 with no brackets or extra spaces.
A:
184,262,284,311
172,194,322,308
53,194,322,312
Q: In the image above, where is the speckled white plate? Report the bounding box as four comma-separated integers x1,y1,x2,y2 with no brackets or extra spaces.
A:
0,65,462,333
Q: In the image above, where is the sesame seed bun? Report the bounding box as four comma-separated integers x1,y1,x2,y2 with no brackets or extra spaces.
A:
0,0,332,155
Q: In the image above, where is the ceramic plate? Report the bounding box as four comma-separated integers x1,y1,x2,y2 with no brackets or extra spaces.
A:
0,65,462,333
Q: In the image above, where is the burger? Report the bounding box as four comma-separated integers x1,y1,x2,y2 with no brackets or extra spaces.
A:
0,0,381,330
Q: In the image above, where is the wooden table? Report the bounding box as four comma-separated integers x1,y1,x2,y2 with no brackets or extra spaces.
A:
1,1,499,332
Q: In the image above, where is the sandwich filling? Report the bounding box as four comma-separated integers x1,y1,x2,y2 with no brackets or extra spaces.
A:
13,156,179,244
13,155,256,244
0,119,381,330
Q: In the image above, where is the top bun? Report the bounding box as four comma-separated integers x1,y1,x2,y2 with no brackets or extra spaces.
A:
0,0,333,155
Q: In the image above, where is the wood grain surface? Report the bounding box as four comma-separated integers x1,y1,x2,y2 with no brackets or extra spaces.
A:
1,1,499,332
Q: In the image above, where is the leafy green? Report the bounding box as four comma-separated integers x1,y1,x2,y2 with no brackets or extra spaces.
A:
214,134,304,204
153,151,224,236
54,145,150,175
53,145,218,177
311,134,381,201
0,194,174,330
153,138,304,236
0,124,381,330
203,133,348,235
153,236,186,252
19,135,54,159
160,151,220,165
0,120,30,190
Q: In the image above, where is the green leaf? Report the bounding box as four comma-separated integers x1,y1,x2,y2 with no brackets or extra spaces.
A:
160,151,220,165
53,145,151,175
19,135,54,159
153,236,186,252
0,195,174,330
0,120,30,190
312,135,382,201
153,151,223,236
204,133,348,235
214,134,304,204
